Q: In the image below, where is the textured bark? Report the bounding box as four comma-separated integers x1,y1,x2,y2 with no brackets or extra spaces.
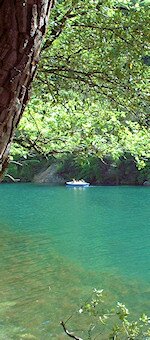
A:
0,0,54,180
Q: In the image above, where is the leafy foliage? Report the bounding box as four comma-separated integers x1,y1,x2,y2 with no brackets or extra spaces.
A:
39,0,150,113
12,0,150,170
62,289,150,339
13,92,150,169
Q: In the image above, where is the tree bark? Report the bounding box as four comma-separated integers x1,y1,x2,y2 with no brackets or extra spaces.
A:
0,0,54,181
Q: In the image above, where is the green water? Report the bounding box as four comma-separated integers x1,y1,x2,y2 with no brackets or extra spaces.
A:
0,184,150,339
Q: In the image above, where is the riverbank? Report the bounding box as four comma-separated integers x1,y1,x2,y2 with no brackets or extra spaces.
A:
5,154,150,185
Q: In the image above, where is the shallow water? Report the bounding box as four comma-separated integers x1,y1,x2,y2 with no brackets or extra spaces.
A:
0,184,150,339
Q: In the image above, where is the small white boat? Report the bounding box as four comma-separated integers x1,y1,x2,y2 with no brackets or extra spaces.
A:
66,180,90,187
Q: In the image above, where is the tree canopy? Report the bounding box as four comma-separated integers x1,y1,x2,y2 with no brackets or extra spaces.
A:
13,0,150,169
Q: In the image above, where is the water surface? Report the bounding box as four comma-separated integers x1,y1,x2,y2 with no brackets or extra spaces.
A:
0,184,149,339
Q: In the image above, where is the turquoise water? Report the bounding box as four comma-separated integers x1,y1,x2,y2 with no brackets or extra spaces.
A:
0,184,150,339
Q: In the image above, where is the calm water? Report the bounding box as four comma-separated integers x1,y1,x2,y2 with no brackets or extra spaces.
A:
0,184,150,339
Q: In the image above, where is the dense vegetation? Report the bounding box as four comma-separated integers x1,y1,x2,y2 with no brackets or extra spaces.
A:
7,0,150,183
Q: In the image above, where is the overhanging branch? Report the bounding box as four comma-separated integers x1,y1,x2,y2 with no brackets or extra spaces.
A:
60,321,83,340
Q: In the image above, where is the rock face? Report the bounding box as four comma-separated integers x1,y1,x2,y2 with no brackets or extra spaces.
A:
33,164,65,184
143,181,150,186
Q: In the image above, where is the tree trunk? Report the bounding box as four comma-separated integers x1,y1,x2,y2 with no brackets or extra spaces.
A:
0,0,54,181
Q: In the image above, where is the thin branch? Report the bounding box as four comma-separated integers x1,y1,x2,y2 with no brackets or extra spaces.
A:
42,7,77,51
42,70,128,107
60,321,83,340
71,23,131,45
10,160,23,166
40,66,130,92
5,174,20,182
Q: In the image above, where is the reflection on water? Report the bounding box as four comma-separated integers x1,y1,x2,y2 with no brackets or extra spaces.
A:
0,184,150,339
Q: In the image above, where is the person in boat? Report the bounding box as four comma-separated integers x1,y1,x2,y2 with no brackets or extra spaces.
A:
73,179,86,183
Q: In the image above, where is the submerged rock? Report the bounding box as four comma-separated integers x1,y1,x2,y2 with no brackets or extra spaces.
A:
33,163,65,184
0,300,16,311
19,334,37,339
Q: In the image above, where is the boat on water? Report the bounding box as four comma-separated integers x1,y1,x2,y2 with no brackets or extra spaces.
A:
66,179,90,187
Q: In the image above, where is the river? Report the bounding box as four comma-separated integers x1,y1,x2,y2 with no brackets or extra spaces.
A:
0,184,149,339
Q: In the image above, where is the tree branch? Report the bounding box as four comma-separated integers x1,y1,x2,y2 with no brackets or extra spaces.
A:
60,321,83,340
39,66,130,91
5,174,20,182
42,6,77,51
